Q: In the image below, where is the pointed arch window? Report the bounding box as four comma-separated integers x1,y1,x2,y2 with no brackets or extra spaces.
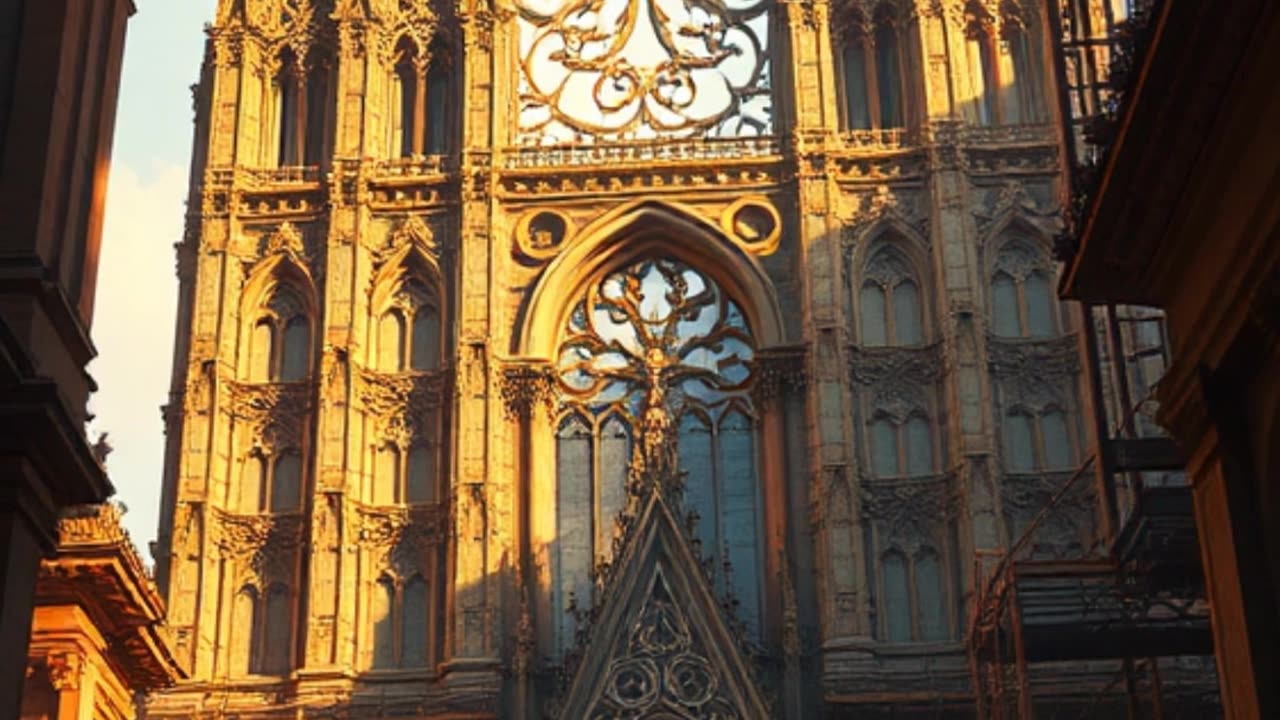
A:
552,259,761,655
878,546,951,643
304,48,333,166
390,37,456,157
858,243,926,347
236,450,304,513
275,48,302,166
837,6,909,132
964,7,999,125
375,280,441,373
370,440,438,507
245,283,311,382
991,240,1060,339
868,412,936,478
367,573,433,669
229,583,293,676
1003,407,1076,471
273,46,332,167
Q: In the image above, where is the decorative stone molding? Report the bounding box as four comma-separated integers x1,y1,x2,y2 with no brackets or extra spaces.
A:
987,334,1080,408
354,366,451,446
213,509,305,585
752,348,807,406
849,343,944,389
860,473,959,548
1000,471,1100,560
225,380,312,453
46,652,84,691
497,362,555,421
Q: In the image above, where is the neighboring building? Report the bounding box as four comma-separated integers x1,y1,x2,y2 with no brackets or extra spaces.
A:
23,503,184,720
1057,0,1280,718
146,0,1143,716
0,1,134,716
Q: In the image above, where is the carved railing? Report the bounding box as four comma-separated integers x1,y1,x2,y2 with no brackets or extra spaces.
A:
499,136,782,169
959,122,1058,147
369,154,458,179
833,127,915,151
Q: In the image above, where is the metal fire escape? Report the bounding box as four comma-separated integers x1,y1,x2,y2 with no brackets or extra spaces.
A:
967,2,1219,717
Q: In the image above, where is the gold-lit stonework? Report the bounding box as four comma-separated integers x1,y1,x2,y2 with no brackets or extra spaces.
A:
146,0,1127,716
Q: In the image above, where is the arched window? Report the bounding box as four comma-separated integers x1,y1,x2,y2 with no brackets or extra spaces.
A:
239,454,267,513
424,39,452,155
390,36,455,157
245,281,311,382
276,48,302,166
304,48,333,166
859,243,926,346
873,7,904,129
373,444,401,506
552,258,761,653
840,20,872,130
880,547,951,643
1041,408,1073,468
410,305,440,371
401,576,429,667
378,310,406,372
964,7,998,125
882,551,911,642
838,6,909,131
406,444,436,504
870,413,936,478
230,586,259,675
915,548,948,642
261,585,292,674
392,38,419,157
1002,19,1041,124
271,451,302,512
1003,410,1035,472
991,239,1059,339
369,576,396,669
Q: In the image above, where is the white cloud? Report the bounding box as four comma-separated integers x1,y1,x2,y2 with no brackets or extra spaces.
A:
87,161,187,557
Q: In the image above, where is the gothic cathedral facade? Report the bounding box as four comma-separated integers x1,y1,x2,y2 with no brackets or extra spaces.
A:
149,0,1087,716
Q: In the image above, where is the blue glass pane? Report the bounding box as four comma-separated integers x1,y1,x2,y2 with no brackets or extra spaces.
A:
406,444,435,503
718,411,761,639
843,39,871,129
871,419,899,477
410,307,440,371
271,452,301,512
875,20,903,128
883,553,911,642
679,413,716,563
1041,411,1072,468
1004,413,1035,472
598,416,630,559
1025,272,1055,338
992,274,1020,337
905,416,933,476
281,317,310,381
861,284,887,346
892,280,922,345
916,551,948,642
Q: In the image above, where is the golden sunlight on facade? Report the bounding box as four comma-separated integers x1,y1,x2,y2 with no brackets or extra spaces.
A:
23,504,184,720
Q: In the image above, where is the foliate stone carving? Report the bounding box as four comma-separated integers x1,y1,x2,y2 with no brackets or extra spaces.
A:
356,504,447,574
987,334,1080,408
354,366,450,445
751,348,807,406
497,362,555,421
1000,472,1100,561
213,509,305,585
860,474,958,548
225,380,312,453
975,179,1060,240
849,343,943,389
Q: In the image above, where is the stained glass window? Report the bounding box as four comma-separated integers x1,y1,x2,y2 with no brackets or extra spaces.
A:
552,258,761,652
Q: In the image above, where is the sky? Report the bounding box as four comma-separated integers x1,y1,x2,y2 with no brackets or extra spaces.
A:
88,0,218,555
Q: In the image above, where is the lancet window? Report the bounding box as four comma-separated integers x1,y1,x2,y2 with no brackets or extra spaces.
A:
390,37,455,157
246,283,312,382
869,412,935,477
367,573,431,669
514,0,772,143
990,237,1059,339
552,258,761,655
236,450,303,513
375,278,441,372
858,242,925,346
963,3,1041,125
838,5,908,131
1002,406,1075,472
879,547,950,642
272,45,333,167
229,583,293,676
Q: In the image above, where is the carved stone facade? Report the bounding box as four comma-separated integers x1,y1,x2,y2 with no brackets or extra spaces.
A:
148,0,1095,716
